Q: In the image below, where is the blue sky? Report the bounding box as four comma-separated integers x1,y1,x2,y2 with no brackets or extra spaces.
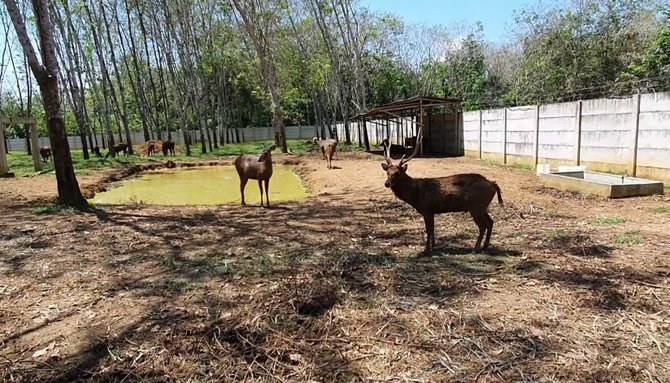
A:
362,0,534,43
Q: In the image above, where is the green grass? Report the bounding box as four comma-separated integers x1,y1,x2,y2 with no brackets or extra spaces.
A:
664,184,670,190
4,139,345,177
33,204,75,215
510,163,535,172
591,216,627,225
614,231,643,245
650,206,670,214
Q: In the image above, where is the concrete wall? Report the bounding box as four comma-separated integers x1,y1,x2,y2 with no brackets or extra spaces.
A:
4,125,320,153
462,91,670,182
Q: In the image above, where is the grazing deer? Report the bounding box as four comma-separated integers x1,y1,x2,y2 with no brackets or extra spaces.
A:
381,129,503,253
105,143,129,158
147,142,157,156
162,140,175,156
312,137,338,169
39,147,52,163
380,138,405,158
235,144,276,207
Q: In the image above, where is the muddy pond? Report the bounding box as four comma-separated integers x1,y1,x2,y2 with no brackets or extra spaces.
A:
90,166,308,205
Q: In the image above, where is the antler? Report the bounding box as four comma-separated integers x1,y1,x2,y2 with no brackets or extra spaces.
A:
383,138,393,165
398,127,422,167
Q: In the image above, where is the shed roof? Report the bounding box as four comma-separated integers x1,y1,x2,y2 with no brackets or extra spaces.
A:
352,95,462,120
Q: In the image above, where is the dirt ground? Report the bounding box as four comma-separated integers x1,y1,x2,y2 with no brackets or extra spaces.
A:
1,151,669,382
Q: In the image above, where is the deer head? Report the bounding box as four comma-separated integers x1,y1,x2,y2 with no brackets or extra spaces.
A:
381,128,422,188
258,144,276,162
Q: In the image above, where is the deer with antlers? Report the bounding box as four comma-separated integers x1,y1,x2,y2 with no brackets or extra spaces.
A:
381,128,503,254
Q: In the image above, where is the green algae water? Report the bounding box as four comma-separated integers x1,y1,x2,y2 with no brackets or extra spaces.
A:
90,166,307,205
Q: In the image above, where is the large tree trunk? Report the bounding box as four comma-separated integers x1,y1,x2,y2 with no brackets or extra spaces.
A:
4,0,87,208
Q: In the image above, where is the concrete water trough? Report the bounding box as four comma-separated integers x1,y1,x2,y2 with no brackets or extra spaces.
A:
537,166,665,198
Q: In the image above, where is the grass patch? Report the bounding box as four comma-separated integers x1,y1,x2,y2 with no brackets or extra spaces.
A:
33,204,75,215
4,139,350,177
546,229,569,239
614,231,643,245
591,217,627,225
664,184,670,190
510,163,534,172
650,206,670,214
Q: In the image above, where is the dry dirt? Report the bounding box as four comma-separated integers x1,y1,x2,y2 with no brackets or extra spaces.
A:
1,151,670,382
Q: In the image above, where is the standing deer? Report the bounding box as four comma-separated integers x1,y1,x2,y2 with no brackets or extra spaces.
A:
235,144,276,207
162,140,175,156
312,137,338,169
105,143,129,158
39,147,52,163
381,129,503,253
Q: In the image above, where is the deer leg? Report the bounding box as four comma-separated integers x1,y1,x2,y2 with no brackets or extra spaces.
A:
423,214,435,253
264,179,270,207
483,213,494,250
239,178,248,205
471,212,488,251
258,179,264,207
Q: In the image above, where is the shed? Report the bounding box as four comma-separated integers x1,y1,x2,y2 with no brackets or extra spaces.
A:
352,96,463,156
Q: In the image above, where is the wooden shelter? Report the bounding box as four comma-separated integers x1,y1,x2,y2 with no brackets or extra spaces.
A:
0,116,42,177
352,96,463,156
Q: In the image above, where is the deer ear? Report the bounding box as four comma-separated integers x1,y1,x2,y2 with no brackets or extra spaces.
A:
401,164,408,172
381,163,390,171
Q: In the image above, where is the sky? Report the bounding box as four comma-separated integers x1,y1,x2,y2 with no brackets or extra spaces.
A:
362,0,534,43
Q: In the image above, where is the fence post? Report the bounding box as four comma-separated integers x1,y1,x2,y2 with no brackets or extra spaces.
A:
0,124,9,175
502,108,507,164
629,92,641,176
533,104,540,167
574,100,583,165
478,110,483,160
30,122,42,172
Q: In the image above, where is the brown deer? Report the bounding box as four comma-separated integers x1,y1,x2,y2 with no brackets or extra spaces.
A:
235,144,276,207
162,140,175,156
105,143,129,158
312,137,338,169
39,147,52,163
146,142,157,156
381,129,503,254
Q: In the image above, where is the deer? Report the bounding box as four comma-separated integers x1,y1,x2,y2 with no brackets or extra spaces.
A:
162,140,175,156
39,147,52,163
312,136,338,169
381,128,503,254
92,146,102,158
105,143,129,158
147,142,157,156
234,144,276,207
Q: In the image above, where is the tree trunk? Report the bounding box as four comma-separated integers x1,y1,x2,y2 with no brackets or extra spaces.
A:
4,0,87,208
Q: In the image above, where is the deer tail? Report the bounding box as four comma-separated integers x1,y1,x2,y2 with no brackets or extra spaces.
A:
493,182,503,206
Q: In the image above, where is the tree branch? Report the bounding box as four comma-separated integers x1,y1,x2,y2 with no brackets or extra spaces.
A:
3,0,46,81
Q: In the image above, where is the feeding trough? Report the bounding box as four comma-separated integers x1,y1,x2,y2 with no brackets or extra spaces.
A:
537,165,664,198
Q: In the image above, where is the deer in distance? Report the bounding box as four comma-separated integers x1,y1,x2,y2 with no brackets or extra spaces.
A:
312,136,338,169
381,129,503,254
162,140,176,156
39,147,52,163
235,144,276,207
